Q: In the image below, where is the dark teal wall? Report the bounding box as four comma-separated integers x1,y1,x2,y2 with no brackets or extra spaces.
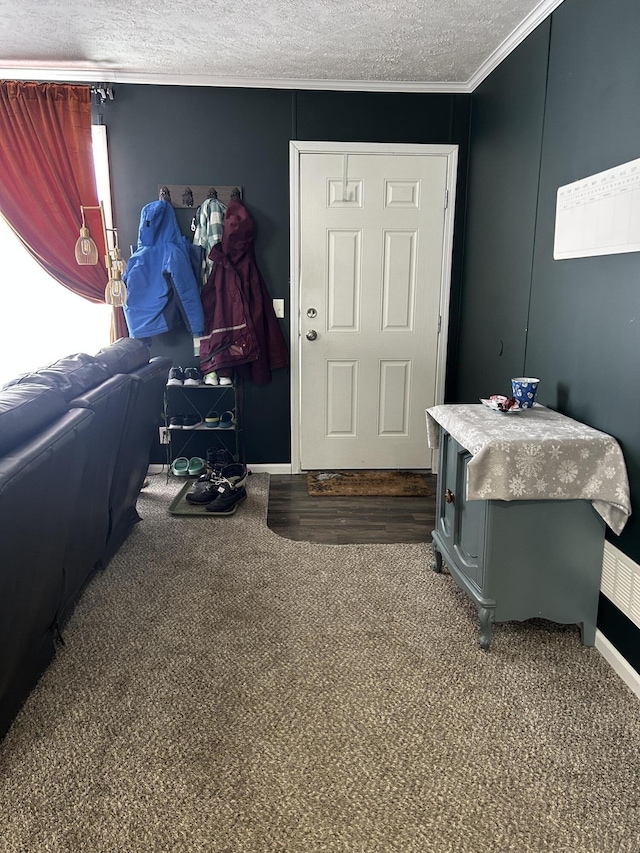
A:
101,86,293,465
295,91,455,143
526,0,640,563
101,86,471,463
457,0,640,670
456,20,550,402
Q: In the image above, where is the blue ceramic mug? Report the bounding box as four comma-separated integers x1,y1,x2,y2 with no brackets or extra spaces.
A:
511,377,540,408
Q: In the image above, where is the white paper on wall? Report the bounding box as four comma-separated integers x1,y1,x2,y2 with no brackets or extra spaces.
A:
554,157,640,259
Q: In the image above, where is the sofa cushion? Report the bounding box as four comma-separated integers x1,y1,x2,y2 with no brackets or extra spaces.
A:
0,383,68,455
3,353,110,402
36,354,110,402
95,338,151,376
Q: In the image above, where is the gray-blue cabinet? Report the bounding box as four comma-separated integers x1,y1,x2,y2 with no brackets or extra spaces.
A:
431,427,606,650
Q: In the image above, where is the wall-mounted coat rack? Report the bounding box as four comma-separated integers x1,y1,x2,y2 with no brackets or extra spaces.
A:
157,185,242,209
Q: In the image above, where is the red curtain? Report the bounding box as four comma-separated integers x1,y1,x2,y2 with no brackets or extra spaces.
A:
0,81,127,339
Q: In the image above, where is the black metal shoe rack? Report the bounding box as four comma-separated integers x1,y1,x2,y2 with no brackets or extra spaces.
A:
163,380,243,481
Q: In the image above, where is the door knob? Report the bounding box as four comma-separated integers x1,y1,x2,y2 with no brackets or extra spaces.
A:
306,329,318,341
445,488,455,504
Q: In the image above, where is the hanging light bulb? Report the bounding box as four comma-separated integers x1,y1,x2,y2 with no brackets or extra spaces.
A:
75,225,99,264
75,209,99,265
105,266,127,307
104,226,128,306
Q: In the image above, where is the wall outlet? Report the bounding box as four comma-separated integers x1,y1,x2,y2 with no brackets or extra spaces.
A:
159,426,170,444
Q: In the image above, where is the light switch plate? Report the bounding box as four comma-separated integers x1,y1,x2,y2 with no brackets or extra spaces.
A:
273,298,285,319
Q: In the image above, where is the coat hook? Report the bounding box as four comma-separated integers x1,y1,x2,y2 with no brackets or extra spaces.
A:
159,186,172,202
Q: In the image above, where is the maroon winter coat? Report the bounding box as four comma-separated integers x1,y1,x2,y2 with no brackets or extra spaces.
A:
199,200,288,385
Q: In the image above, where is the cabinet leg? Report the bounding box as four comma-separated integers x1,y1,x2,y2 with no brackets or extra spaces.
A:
580,620,596,647
431,541,443,573
478,606,494,651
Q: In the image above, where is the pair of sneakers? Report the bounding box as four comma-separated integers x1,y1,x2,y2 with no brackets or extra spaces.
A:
185,462,248,512
169,413,202,429
203,371,233,387
167,367,202,386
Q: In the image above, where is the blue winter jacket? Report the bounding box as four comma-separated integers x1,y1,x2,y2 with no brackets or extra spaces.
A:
123,200,204,339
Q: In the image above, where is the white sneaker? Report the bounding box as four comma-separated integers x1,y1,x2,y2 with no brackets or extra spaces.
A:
203,371,219,386
183,367,202,386
219,376,233,386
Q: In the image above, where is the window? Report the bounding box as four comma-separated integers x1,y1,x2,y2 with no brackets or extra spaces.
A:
0,125,114,386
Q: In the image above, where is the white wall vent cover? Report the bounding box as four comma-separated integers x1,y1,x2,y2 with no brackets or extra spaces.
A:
601,541,640,630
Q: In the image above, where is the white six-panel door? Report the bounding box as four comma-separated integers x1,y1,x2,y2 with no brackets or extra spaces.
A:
292,144,456,471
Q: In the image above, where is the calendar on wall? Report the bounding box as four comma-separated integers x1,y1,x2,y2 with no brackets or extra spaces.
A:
554,157,640,259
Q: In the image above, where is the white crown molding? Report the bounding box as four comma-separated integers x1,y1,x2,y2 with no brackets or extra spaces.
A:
0,65,471,93
466,0,565,90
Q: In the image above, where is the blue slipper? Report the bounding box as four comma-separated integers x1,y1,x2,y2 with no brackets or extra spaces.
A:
188,456,205,476
171,456,189,477
219,410,236,429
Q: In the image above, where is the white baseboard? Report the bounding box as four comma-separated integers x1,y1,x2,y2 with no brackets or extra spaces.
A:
247,463,292,474
149,463,293,475
596,630,640,701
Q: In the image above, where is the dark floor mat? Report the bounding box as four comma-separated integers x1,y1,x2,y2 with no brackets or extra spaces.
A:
307,470,431,497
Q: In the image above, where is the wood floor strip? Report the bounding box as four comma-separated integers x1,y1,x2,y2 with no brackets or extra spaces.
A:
267,473,436,544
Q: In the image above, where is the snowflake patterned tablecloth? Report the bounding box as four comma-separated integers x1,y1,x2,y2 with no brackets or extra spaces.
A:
426,403,631,534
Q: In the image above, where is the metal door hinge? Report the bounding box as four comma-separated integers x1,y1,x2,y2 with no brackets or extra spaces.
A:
437,315,442,334
444,189,449,209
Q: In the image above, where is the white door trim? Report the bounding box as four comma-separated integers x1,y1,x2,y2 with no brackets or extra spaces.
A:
289,140,458,474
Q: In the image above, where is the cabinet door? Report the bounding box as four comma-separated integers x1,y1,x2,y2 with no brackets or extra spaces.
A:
436,429,458,547
453,450,486,589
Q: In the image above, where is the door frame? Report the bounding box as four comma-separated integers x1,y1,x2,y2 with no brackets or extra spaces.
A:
289,140,458,474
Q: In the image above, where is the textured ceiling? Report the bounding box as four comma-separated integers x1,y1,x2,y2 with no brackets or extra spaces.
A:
0,0,559,91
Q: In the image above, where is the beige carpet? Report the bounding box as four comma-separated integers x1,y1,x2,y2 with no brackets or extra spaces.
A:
307,470,431,497
0,473,639,852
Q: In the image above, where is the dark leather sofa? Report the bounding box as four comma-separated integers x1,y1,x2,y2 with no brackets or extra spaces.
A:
0,338,171,737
